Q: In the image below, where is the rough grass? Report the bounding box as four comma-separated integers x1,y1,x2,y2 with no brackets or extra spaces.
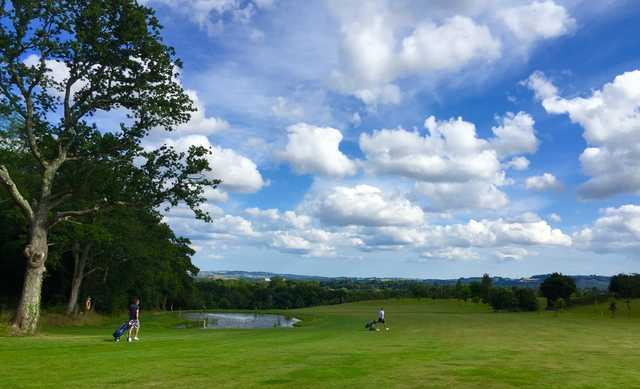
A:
1,299,640,388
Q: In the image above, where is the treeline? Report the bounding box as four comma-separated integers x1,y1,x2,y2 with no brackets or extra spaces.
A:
191,272,638,313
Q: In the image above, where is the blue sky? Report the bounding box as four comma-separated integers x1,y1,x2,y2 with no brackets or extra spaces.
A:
138,0,640,278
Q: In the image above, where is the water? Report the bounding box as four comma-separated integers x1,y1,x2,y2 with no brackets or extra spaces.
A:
183,312,300,329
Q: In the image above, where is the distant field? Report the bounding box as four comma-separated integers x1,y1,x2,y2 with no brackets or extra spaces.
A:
2,299,640,388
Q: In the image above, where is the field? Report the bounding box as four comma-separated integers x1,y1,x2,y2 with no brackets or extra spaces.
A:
2,299,640,388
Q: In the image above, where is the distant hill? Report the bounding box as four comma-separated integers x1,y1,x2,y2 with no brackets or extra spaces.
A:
197,271,612,290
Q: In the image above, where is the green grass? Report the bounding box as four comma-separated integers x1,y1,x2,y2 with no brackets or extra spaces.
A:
2,299,640,388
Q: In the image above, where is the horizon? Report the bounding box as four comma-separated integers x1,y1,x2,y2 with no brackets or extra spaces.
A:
134,0,640,278
200,269,614,280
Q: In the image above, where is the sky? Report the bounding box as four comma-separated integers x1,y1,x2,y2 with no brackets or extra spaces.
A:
135,0,640,278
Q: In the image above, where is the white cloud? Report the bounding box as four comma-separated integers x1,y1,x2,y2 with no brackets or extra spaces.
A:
278,123,357,177
332,10,501,106
361,116,500,182
308,184,425,227
271,96,305,120
523,70,558,100
549,213,562,223
527,69,640,198
400,16,501,74
499,1,575,44
421,247,480,261
353,84,402,106
495,247,529,261
159,135,265,193
490,112,538,158
351,112,362,127
245,207,311,229
574,204,640,254
505,156,530,171
426,216,572,248
352,212,571,257
525,173,561,192
144,0,270,35
328,1,575,106
360,114,537,211
415,180,508,211
176,90,229,135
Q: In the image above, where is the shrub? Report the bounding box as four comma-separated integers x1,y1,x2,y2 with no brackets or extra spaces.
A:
488,288,518,311
514,288,539,311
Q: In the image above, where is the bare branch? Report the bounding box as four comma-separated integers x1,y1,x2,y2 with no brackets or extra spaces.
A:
0,164,33,220
48,191,73,209
49,199,127,228
8,64,47,169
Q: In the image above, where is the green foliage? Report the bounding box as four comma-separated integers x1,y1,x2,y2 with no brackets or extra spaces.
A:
540,273,576,309
609,274,640,299
479,273,492,303
488,287,517,311
487,287,539,312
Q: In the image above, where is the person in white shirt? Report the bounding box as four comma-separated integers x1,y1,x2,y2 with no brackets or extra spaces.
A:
377,307,388,330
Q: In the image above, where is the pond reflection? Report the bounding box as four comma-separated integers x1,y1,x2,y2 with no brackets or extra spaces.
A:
182,312,300,329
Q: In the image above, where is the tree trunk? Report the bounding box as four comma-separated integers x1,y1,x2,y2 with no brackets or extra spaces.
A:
66,242,91,316
12,220,48,334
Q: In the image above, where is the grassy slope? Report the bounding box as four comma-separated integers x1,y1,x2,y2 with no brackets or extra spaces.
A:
1,299,640,388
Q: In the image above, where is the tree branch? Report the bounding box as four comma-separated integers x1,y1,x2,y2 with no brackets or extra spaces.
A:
49,199,127,228
8,64,47,169
0,164,33,220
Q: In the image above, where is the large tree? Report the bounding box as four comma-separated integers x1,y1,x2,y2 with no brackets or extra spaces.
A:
539,273,576,309
0,0,217,334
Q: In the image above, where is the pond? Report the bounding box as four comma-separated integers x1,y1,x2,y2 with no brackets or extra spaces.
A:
182,312,300,329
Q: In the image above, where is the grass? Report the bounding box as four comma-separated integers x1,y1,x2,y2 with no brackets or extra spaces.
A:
1,299,640,388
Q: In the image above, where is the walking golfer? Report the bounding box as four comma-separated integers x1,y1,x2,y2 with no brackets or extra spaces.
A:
128,297,141,342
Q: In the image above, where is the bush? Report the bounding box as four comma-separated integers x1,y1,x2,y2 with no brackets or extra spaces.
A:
488,287,540,312
488,288,518,311
514,288,539,311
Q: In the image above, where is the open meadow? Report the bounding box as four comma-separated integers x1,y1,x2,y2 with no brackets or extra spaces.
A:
2,298,640,388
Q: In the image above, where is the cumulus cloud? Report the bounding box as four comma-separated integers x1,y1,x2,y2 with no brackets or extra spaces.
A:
360,116,500,182
332,9,500,106
420,247,480,261
505,156,530,171
498,1,575,44
144,0,272,35
573,204,640,254
425,216,572,248
495,247,530,261
526,69,640,198
176,90,229,135
159,135,265,193
415,181,508,211
328,1,574,106
525,173,561,192
360,113,539,211
308,184,425,227
245,207,311,229
351,212,571,258
278,123,357,177
490,112,538,158
271,96,305,120
549,213,562,223
400,16,501,74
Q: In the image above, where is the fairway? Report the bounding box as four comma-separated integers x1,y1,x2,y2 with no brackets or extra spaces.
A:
2,299,640,388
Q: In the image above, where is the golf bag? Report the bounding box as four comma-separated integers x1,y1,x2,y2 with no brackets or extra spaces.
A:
113,321,131,340
365,320,377,331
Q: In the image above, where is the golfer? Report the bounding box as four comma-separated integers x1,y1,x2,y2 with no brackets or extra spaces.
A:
127,297,141,342
377,307,388,330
